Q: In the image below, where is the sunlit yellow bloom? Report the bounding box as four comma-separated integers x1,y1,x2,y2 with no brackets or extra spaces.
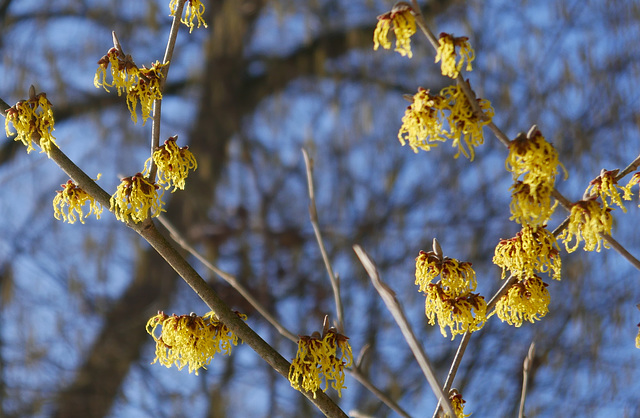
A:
425,284,487,339
94,48,167,125
449,389,471,418
559,198,612,253
4,93,58,157
289,327,353,398
415,250,476,294
621,172,640,203
509,181,558,226
94,48,139,96
110,173,165,223
493,225,561,281
586,169,626,212
127,61,168,125
398,88,449,152
506,128,567,188
53,179,103,224
435,33,475,79
143,135,197,192
170,0,208,33
636,323,640,349
398,84,493,160
440,83,494,160
493,275,550,327
146,310,246,375
373,3,416,58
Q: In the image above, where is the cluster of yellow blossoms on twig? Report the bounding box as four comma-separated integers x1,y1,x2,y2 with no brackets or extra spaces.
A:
146,310,246,375
288,319,353,398
372,2,640,415
374,3,492,162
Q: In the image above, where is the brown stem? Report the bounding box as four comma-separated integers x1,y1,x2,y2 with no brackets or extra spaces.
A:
302,149,345,332
149,0,186,182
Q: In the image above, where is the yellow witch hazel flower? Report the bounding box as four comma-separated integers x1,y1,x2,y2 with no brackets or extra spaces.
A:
398,88,449,152
127,61,169,125
493,225,561,281
94,47,168,125
585,168,627,212
53,178,103,224
621,172,640,204
143,135,197,192
509,181,557,226
415,249,477,294
449,389,472,418
494,275,550,327
440,82,494,160
398,83,493,160
94,47,139,96
146,310,246,375
288,322,353,398
170,0,208,33
110,173,165,223
373,2,416,58
435,33,475,79
4,90,58,157
559,197,612,253
506,127,565,226
506,126,567,187
415,239,487,339
424,284,487,339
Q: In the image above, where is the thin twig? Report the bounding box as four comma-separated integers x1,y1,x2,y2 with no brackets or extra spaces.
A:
353,245,455,417
349,367,412,418
149,0,186,182
616,153,640,181
518,342,536,418
599,232,640,270
0,97,10,116
157,214,299,343
302,149,345,332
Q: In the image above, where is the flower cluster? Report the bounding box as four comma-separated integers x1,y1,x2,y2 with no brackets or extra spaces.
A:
373,3,416,58
4,92,57,157
493,225,561,281
398,83,493,160
53,179,103,224
415,244,487,339
288,326,353,398
143,135,198,192
440,83,494,160
586,169,626,212
110,173,165,223
494,275,550,327
506,127,566,226
435,33,475,79
95,48,168,124
492,225,560,327
559,197,612,253
146,310,246,375
170,0,208,33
